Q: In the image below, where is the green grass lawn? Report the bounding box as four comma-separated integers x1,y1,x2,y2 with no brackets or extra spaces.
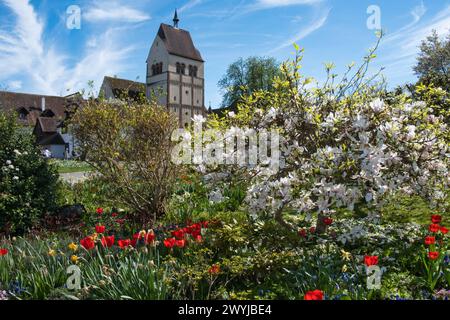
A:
50,160,93,174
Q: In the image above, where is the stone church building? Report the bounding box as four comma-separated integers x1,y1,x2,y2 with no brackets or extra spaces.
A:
101,11,207,128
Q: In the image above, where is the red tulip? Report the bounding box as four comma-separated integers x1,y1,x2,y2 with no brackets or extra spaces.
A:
309,227,316,234
364,255,379,266
425,236,436,246
80,237,95,250
95,225,106,234
118,239,131,249
208,264,220,274
323,218,333,226
428,251,439,261
304,290,324,300
175,239,186,248
194,234,203,243
145,232,155,244
171,229,185,240
0,248,8,256
431,215,442,224
164,238,176,248
440,226,449,235
298,229,307,238
191,230,201,238
429,224,440,233
201,221,209,228
101,235,115,248
96,207,104,215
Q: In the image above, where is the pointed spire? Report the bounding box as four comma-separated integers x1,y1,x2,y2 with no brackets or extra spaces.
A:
173,9,179,28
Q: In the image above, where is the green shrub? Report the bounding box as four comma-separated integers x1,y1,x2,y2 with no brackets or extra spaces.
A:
71,98,178,225
0,113,59,235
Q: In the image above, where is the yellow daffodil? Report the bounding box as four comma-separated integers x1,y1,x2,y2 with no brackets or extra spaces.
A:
70,255,79,264
341,250,351,261
48,249,57,257
68,243,78,252
139,230,147,238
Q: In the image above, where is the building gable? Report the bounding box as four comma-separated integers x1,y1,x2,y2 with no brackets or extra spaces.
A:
157,23,204,62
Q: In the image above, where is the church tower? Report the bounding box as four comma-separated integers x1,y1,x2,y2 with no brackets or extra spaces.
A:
146,11,206,128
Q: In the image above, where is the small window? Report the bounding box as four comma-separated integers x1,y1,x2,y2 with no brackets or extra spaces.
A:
185,90,189,95
185,112,189,116
174,96,177,101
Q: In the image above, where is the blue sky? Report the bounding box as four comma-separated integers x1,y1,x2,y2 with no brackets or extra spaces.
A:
0,0,449,108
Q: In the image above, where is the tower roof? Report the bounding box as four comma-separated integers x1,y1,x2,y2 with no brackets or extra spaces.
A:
158,23,204,62
173,9,179,28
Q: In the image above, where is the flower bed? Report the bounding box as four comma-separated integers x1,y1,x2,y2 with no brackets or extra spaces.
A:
0,207,448,300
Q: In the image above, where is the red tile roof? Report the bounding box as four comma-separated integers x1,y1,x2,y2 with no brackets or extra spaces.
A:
37,117,59,133
0,91,68,126
158,23,204,62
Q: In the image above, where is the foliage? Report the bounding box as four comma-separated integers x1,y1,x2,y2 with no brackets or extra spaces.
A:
203,39,449,234
50,160,92,174
414,30,450,91
57,177,122,216
0,112,59,235
218,56,281,108
71,98,179,225
1,202,448,300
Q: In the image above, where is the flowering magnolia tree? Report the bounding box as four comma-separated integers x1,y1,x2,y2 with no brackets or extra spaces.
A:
197,44,449,233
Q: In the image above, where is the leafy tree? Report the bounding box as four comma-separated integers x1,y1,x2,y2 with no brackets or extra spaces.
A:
218,56,281,107
0,112,59,235
414,30,450,90
71,97,179,225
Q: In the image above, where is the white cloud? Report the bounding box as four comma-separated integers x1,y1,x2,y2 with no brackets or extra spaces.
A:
7,80,22,90
270,8,330,53
411,1,427,24
0,0,135,96
383,1,427,43
64,28,135,94
378,4,450,83
232,0,323,20
84,2,150,23
256,0,323,8
179,0,203,14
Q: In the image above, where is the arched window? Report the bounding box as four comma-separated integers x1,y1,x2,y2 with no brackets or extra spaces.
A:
159,62,163,74
193,66,198,78
181,63,186,75
151,65,156,76
176,63,181,74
